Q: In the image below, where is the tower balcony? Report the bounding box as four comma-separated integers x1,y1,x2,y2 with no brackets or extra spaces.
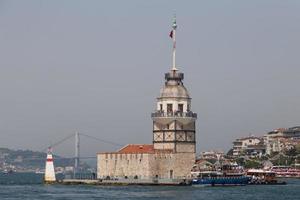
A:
151,111,197,125
165,72,184,81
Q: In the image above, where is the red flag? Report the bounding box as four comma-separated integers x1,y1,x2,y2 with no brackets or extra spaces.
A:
169,30,173,38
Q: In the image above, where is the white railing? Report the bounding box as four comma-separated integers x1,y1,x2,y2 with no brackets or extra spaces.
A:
151,111,197,118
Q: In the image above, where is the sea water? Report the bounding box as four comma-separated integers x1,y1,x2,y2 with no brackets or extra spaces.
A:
0,173,300,200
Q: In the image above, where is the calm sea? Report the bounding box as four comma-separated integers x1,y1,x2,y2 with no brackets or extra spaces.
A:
0,173,300,200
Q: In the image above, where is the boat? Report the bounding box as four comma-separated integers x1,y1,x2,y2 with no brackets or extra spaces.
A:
270,166,300,178
246,169,286,185
3,169,14,174
35,169,45,174
192,163,250,186
192,171,250,186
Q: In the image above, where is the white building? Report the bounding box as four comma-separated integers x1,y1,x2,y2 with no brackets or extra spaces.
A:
232,136,262,156
265,127,300,155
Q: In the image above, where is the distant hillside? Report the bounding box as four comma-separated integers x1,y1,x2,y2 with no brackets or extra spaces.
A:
0,147,74,170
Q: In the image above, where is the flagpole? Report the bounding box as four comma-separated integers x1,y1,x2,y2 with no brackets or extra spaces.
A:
172,15,177,71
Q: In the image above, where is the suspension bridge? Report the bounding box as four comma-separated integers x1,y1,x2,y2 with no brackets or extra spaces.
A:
41,132,123,174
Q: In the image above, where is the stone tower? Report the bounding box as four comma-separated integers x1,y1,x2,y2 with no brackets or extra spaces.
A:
149,68,197,179
151,69,197,153
97,16,197,180
151,15,197,154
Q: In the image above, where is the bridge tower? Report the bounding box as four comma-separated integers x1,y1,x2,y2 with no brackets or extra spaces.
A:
74,131,80,175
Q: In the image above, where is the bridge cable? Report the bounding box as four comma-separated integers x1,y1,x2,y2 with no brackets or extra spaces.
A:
41,133,75,152
79,133,123,147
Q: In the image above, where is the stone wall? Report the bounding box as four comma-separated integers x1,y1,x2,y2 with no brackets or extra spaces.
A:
97,152,195,180
153,143,175,150
97,153,151,179
149,152,195,179
175,143,195,153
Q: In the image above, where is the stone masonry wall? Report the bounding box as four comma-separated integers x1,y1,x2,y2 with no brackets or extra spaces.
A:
97,153,151,179
148,152,195,179
97,152,195,180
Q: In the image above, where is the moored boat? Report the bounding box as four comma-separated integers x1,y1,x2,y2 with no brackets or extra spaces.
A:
192,171,250,186
192,163,250,186
246,169,286,185
271,166,300,178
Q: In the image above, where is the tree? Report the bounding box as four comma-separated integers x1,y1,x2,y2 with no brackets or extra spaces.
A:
295,144,300,155
226,149,233,156
235,157,245,166
244,160,261,169
285,147,297,157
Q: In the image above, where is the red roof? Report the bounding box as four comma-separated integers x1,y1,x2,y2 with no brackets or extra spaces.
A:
118,144,154,154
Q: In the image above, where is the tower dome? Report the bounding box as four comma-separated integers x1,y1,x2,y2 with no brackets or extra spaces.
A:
159,83,190,99
159,70,190,99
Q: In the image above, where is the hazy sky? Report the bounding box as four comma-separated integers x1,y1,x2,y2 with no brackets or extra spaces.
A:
0,0,300,157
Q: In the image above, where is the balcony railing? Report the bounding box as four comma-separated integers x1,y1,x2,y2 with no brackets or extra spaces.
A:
151,111,197,118
165,73,184,81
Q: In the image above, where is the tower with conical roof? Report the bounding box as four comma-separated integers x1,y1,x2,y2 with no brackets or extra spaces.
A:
97,16,197,181
151,16,197,153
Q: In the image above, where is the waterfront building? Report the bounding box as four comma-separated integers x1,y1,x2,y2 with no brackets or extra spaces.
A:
231,126,300,157
265,127,300,155
199,151,224,160
97,17,197,180
232,136,264,157
191,159,214,174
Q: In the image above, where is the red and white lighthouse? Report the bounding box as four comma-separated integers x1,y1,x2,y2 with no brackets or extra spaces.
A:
44,147,56,182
